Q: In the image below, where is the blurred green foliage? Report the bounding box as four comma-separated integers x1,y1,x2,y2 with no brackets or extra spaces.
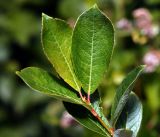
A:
0,0,160,137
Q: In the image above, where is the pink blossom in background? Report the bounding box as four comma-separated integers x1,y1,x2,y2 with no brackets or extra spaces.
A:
133,8,158,38
132,8,152,30
60,111,76,128
143,50,160,73
133,8,152,22
116,18,132,30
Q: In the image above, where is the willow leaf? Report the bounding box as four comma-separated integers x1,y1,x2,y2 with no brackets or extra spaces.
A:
111,65,145,127
72,5,114,94
16,67,82,104
116,92,142,137
42,13,80,91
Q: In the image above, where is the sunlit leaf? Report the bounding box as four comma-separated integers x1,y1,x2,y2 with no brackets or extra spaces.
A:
42,13,80,91
72,5,114,94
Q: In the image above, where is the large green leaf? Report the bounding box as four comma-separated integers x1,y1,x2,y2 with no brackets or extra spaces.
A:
111,65,145,127
72,5,114,94
42,13,80,91
116,92,142,137
16,67,82,104
114,129,133,137
63,101,111,137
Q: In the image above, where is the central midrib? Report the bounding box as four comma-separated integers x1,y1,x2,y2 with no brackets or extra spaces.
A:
88,16,95,93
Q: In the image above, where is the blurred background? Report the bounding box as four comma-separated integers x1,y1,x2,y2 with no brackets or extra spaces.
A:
0,0,160,137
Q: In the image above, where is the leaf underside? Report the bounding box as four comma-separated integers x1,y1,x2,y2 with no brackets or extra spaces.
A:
72,5,114,94
116,92,142,137
114,129,133,137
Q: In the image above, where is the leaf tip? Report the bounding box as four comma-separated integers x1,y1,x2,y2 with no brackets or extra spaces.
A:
92,4,98,9
42,13,52,20
42,12,45,17
15,71,20,75
42,13,46,18
15,71,19,75
141,65,146,69
139,65,146,72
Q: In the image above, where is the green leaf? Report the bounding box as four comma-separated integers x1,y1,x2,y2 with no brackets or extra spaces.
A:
91,90,111,129
111,65,145,127
42,13,80,91
72,5,114,94
63,101,111,137
16,67,82,104
116,92,142,137
114,129,133,137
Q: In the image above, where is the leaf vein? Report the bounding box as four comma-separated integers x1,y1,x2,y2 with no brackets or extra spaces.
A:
88,15,95,93
53,35,80,91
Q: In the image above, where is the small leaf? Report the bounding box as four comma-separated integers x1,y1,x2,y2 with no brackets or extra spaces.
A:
42,13,80,91
114,129,133,137
111,65,145,127
63,101,111,137
16,67,82,104
90,90,111,129
72,5,114,94
116,92,142,137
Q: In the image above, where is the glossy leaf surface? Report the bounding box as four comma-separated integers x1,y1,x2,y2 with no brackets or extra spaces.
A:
72,5,114,94
16,67,82,104
114,129,133,137
116,92,142,137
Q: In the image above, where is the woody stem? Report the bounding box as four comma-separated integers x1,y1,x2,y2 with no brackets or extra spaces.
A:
82,101,113,136
79,91,113,136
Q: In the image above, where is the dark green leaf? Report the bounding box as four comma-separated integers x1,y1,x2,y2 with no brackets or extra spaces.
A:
16,67,82,104
111,65,145,126
72,5,114,94
116,92,142,137
63,101,111,137
42,13,80,91
114,129,133,137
